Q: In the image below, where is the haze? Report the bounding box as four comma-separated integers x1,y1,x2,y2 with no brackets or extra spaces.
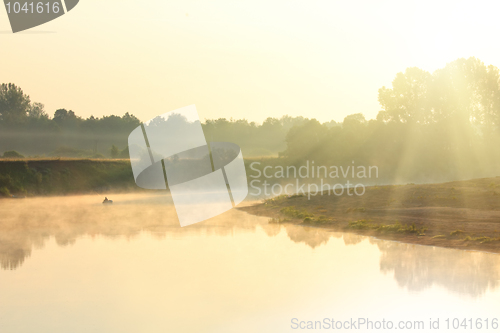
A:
2,0,500,123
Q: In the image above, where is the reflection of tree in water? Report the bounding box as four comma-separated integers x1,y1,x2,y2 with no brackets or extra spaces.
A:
0,237,32,270
342,234,365,246
3,196,499,299
374,240,500,297
258,223,500,298
282,225,341,249
0,195,265,270
0,197,344,270
259,223,281,238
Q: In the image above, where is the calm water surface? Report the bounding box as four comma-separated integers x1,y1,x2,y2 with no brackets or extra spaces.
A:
0,193,499,332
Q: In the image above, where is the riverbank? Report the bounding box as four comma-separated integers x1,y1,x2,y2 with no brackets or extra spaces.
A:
0,158,137,197
239,177,500,253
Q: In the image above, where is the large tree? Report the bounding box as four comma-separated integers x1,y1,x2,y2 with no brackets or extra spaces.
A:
378,67,432,124
378,57,500,130
0,83,31,124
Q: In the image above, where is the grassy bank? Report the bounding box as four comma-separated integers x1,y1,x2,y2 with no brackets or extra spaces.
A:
239,178,500,253
0,158,137,197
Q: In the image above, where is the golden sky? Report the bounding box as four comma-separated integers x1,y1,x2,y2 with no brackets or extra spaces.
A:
1,0,499,123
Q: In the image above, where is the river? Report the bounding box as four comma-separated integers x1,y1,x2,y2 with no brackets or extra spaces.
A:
0,193,499,332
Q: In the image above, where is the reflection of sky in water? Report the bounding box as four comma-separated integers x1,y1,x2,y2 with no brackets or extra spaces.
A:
0,193,499,332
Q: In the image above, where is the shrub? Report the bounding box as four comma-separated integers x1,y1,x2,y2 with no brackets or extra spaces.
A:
348,219,371,229
280,206,313,219
110,145,119,159
2,151,24,158
0,186,10,197
450,230,465,236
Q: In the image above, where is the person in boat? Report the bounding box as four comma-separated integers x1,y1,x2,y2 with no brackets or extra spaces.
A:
103,197,110,204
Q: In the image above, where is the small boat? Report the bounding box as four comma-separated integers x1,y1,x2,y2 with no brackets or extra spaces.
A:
102,197,113,204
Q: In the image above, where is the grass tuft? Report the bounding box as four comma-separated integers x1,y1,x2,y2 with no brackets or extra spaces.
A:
347,220,427,234
450,230,466,236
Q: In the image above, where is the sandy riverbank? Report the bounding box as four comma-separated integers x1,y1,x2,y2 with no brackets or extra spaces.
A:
239,177,500,253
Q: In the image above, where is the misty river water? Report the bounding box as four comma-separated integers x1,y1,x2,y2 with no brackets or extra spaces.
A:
0,193,499,332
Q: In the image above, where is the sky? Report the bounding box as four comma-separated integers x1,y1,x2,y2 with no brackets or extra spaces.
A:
1,0,500,123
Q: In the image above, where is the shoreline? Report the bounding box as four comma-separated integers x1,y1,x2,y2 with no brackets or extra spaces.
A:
239,204,500,254
238,178,500,254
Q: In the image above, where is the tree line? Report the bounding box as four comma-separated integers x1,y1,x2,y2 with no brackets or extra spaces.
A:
2,57,500,183
0,83,314,158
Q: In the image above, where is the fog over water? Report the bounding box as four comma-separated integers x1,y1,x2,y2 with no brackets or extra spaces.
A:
0,193,499,332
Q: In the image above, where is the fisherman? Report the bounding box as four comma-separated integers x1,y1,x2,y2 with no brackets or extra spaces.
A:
103,197,109,203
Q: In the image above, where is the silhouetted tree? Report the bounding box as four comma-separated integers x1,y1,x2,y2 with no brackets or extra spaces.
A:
110,145,119,159
0,83,31,124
